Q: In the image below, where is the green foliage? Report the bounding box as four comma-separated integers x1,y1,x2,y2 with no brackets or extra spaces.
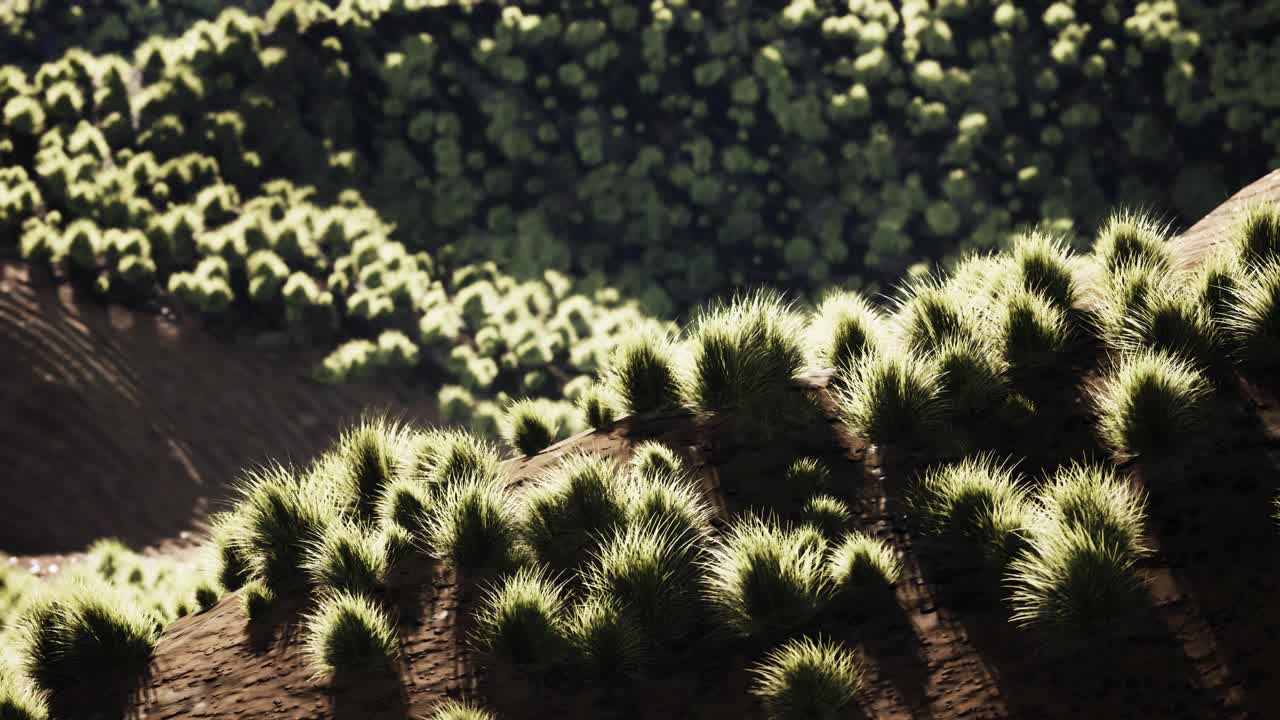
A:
234,464,336,591
1228,203,1280,269
603,330,682,415
1092,211,1173,274
577,383,618,429
1113,288,1220,369
303,521,387,596
800,495,852,540
805,291,884,370
426,474,522,574
784,458,831,495
1010,230,1078,311
583,518,704,641
0,676,48,720
471,565,566,666
835,351,943,447
425,699,496,720
994,287,1073,375
564,595,647,683
893,280,973,353
910,454,1031,569
303,590,398,676
520,451,628,571
750,636,862,720
932,337,1008,415
375,477,431,539
331,416,410,523
1224,259,1280,370
241,580,275,622
1033,463,1149,558
1091,349,1211,459
827,532,901,602
415,428,502,490
628,441,687,483
502,399,558,457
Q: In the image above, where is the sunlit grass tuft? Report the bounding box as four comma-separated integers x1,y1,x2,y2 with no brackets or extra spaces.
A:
303,590,398,676
425,699,496,720
910,454,1031,569
827,532,901,602
801,495,852,540
750,635,862,720
583,517,704,640
892,278,973,353
578,383,618,429
603,329,683,415
932,337,1008,415
303,521,386,596
1034,462,1148,558
564,595,648,683
0,675,49,720
502,398,558,457
835,351,944,448
994,287,1072,375
234,464,336,591
1091,349,1211,459
520,451,628,571
785,457,831,494
1227,202,1280,269
1010,229,1078,311
426,473,522,574
1092,210,1173,274
805,290,884,371
471,565,566,665
1224,259,1280,370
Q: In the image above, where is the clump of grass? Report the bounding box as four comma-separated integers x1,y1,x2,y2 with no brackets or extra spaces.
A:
910,454,1031,569
1010,229,1078,310
334,416,410,522
427,473,522,573
502,398,559,457
304,590,398,676
375,477,431,538
86,538,132,582
1092,210,1173,274
702,515,829,638
583,517,705,640
1115,291,1219,370
194,581,219,612
564,595,648,683
893,279,973,353
19,584,158,697
241,580,275,622
577,383,618,429
827,532,901,602
1224,259,1280,370
472,565,566,665
932,337,1008,415
1091,349,1211,459
378,524,415,572
994,287,1072,374
208,512,251,592
835,352,944,448
1193,251,1243,325
681,290,808,432
785,457,831,494
1094,258,1171,338
801,495,852,540
521,452,628,570
417,429,502,489
304,521,387,596
805,290,884,371
426,699,496,720
628,440,687,482
0,676,48,720
750,636,862,720
603,329,683,415
1035,463,1148,557
1227,202,1280,269
1007,525,1148,643
625,474,713,537
234,464,335,591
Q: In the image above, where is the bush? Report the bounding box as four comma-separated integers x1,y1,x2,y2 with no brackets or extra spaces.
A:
834,351,943,448
375,477,431,539
603,330,682,415
1095,258,1175,340
471,565,566,666
1009,230,1078,311
827,532,901,602
332,417,409,522
1113,290,1220,369
303,590,398,676
994,287,1072,375
426,474,522,574
784,458,831,495
241,580,275,622
1192,251,1242,326
625,473,712,538
1227,203,1280,269
1224,259,1280,370
234,465,336,590
1091,349,1211,459
910,454,1031,569
893,280,973,353
702,515,829,639
582,518,704,641
627,441,687,483
805,291,884,371
416,429,502,490
564,595,647,683
800,495,852,540
0,677,48,720
1092,211,1173,274
502,399,558,457
1034,463,1149,558
303,521,387,596
932,337,1008,415
425,699,496,720
578,383,618,429
520,452,628,571
19,584,158,697
750,636,861,720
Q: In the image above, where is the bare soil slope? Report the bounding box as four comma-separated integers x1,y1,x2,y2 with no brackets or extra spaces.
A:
120,172,1280,720
0,260,437,554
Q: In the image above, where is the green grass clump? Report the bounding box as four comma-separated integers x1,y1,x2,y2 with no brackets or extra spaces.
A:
208,512,251,592
578,383,618,429
427,474,522,574
564,595,647,683
910,455,1031,569
375,477,431,539
416,429,502,490
800,495,852,540
835,352,944,448
1092,211,1173,274
994,287,1072,375
85,539,132,582
625,474,713,537
194,582,219,612
1193,251,1243,325
520,452,628,571
502,399,558,457
805,290,884,371
785,458,831,494
0,676,48,720
425,699,496,720
303,522,387,596
681,290,808,431
932,337,1008,415
1007,525,1148,643
1115,291,1219,369
628,440,687,483
1095,258,1173,337
241,580,275,622
1224,259,1280,370
893,279,973,353
1035,463,1148,557
1010,230,1078,311
19,584,158,698
1228,202,1280,269
235,465,336,591
583,518,705,640
603,329,682,415
304,590,398,676
1091,349,1211,459
750,636,862,720
333,417,410,522
472,565,566,666
702,515,829,639
827,532,901,602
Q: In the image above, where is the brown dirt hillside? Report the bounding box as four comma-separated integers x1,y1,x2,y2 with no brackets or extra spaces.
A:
0,259,437,555
119,171,1280,720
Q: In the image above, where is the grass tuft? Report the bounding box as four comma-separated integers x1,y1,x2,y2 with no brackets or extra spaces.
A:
805,290,884,371
1094,258,1173,341
583,517,705,640
1227,202,1280,269
241,580,275,622
835,351,944,447
1224,259,1280,370
702,515,829,638
1010,229,1078,310
625,473,713,537
750,635,862,720
234,464,336,591
303,590,398,676
0,676,49,720
1034,462,1148,557
208,512,252,592
416,429,502,490
471,565,566,665
932,336,1008,415
19,584,158,697
1115,290,1219,369
426,473,522,574
564,595,648,682
426,699,496,720
1193,251,1243,326
334,416,410,522
303,521,387,596
800,495,852,540
375,477,432,539
520,452,628,571
827,532,901,601
785,457,831,494
578,383,619,429
893,279,973,353
502,398,559,457
994,287,1072,375
628,440,687,483
1091,349,1211,459
1092,210,1173,274
603,329,683,415
194,582,219,612
910,454,1031,569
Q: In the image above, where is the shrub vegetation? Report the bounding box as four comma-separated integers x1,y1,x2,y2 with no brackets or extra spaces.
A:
1091,349,1212,459
520,452,628,571
835,352,944,448
827,532,902,604
303,590,399,676
603,330,683,415
750,636,862,720
910,455,1031,569
583,518,704,642
471,565,566,666
502,399,559,457
426,474,523,574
